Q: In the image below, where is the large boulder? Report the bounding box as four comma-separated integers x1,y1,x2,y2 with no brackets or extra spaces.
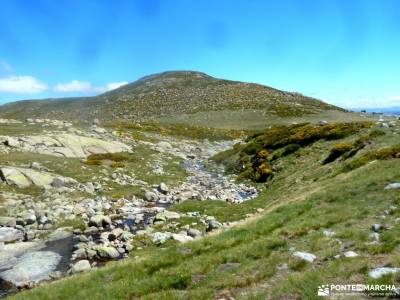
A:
155,211,180,222
21,134,130,158
0,227,24,243
0,251,61,287
95,246,120,259
0,167,31,188
71,260,91,273
0,167,76,189
89,215,112,228
293,251,316,262
2,133,131,158
144,191,158,202
0,217,16,227
152,232,172,245
172,233,193,243
0,241,44,268
158,182,169,194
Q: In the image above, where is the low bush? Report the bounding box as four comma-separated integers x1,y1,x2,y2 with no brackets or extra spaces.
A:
341,145,400,172
124,122,247,141
323,142,354,164
323,129,385,164
110,162,125,168
254,162,274,182
217,122,372,182
87,153,129,162
84,152,134,167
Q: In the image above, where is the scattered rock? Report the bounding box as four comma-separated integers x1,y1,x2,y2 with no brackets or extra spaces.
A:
144,191,158,202
318,120,328,126
187,228,202,238
0,167,76,189
369,267,400,279
207,219,222,231
384,183,400,190
108,228,124,241
343,251,358,258
172,233,193,243
95,246,120,259
158,182,169,194
51,177,65,188
323,230,335,237
0,216,16,227
371,224,382,232
89,215,112,228
152,232,172,245
22,212,37,225
293,251,316,262
71,260,91,273
369,232,380,241
0,227,24,243
155,211,180,222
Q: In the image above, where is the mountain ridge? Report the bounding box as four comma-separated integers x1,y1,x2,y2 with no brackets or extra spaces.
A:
0,71,344,123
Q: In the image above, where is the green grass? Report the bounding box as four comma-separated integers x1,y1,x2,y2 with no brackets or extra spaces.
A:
117,122,248,141
0,123,49,135
9,122,400,300
157,110,385,131
54,218,86,231
341,144,400,173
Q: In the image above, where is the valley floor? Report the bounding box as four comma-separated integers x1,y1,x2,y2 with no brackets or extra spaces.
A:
0,114,399,299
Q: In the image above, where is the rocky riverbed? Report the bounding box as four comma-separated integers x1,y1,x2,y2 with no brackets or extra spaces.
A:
0,119,258,296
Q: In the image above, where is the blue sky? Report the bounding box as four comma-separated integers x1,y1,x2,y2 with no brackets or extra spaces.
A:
0,0,399,108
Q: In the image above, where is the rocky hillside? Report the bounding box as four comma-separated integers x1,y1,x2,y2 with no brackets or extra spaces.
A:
0,71,343,123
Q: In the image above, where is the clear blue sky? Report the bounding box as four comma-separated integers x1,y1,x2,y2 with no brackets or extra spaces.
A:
0,0,399,108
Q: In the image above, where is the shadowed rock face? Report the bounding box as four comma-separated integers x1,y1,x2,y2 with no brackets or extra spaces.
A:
1,133,131,158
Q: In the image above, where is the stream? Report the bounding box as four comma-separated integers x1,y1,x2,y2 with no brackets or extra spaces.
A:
0,139,257,297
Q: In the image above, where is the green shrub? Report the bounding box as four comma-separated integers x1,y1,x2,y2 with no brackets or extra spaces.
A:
125,122,247,141
323,142,354,164
342,145,400,172
84,152,136,166
368,129,386,138
87,153,128,162
281,143,301,157
254,163,273,182
110,162,125,168
216,122,372,182
324,129,385,165
256,149,270,159
84,159,102,166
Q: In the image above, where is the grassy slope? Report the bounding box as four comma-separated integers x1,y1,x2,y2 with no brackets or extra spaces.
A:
157,109,370,131
9,125,400,300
